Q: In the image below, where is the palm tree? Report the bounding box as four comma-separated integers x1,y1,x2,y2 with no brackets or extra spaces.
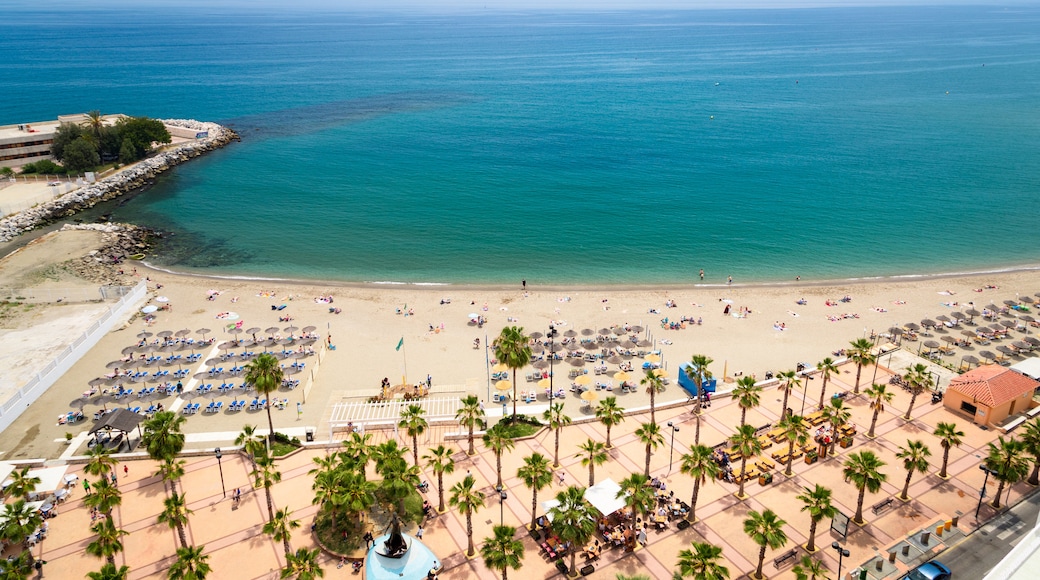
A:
235,424,267,467
263,507,300,557
311,468,344,531
86,110,105,144
734,375,762,426
934,422,964,479
985,436,1031,509
158,492,193,549
686,354,714,444
679,444,718,523
456,395,486,456
0,500,42,565
549,485,596,576
483,427,516,488
423,445,455,513
341,431,373,474
142,410,188,463
617,473,656,536
4,467,40,500
577,438,608,487
86,517,128,566
1019,418,1040,485
778,414,810,477
865,383,895,438
847,338,876,395
543,402,572,468
634,422,664,477
902,363,933,421
730,424,763,499
796,485,836,552
85,476,122,525
821,398,851,457
792,554,828,580
843,451,887,524
244,352,284,441
399,404,428,467
481,525,525,580
595,396,625,448
85,445,119,481
897,440,932,501
281,547,325,580
168,544,211,580
253,452,282,523
744,509,788,580
493,326,532,417
777,370,800,418
449,474,485,558
339,469,377,523
675,541,730,579
157,457,187,496
641,367,666,424
87,563,130,580
815,358,838,410
517,452,553,531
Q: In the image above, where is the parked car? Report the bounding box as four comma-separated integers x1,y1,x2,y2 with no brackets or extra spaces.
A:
902,560,951,580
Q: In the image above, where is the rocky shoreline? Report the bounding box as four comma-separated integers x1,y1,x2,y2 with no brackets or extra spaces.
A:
57,223,157,286
0,119,238,243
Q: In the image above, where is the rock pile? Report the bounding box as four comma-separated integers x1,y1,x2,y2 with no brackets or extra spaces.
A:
0,119,238,243
59,223,155,285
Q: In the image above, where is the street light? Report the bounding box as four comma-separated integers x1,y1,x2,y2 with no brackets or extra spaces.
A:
976,463,998,519
667,421,680,473
800,375,814,416
214,447,226,498
832,541,850,580
496,484,507,525
548,325,557,402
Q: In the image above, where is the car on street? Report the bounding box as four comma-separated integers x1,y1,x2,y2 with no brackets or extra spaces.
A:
902,560,952,580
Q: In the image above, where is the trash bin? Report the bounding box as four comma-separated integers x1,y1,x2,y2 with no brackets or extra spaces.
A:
759,472,773,486
304,428,314,442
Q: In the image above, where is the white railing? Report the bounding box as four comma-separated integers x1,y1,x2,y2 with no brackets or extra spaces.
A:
0,280,148,434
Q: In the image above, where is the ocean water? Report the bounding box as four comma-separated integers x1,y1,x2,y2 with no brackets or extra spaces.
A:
2,6,1040,285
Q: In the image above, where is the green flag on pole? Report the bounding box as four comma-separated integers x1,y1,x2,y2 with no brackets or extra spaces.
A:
396,337,404,351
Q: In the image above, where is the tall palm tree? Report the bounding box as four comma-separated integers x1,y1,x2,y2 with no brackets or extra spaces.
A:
865,383,894,438
821,398,851,457
158,491,193,549
244,353,284,441
157,457,187,496
778,414,810,477
686,354,713,444
675,541,730,579
897,440,932,501
253,452,282,523
934,422,965,479
85,476,122,525
281,547,324,580
679,444,718,523
734,376,762,427
236,424,267,467
398,404,428,467
796,485,836,552
142,410,187,463
777,370,800,418
423,445,455,513
341,431,373,474
634,422,664,477
543,402,572,468
480,525,525,580
641,367,666,424
86,517,128,566
792,554,828,580
456,395,486,456
847,338,876,395
339,469,377,523
1018,418,1040,485
85,445,119,481
843,451,887,524
493,326,532,418
902,363,933,421
577,438,608,487
87,563,130,580
517,452,553,531
617,473,656,536
595,396,626,449
4,467,40,500
0,500,42,566
815,358,838,411
86,110,105,144
168,544,211,580
985,436,1030,509
744,509,788,580
730,424,763,499
549,485,596,576
449,474,485,558
311,468,344,531
483,427,516,488
263,507,300,557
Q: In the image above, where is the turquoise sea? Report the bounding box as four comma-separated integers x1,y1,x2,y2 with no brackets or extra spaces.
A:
2,5,1040,285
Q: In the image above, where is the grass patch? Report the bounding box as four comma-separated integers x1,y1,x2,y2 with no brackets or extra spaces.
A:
270,432,301,457
491,414,543,439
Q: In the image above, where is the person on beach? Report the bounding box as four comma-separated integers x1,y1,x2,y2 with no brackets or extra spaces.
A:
727,275,733,285
522,279,526,290
699,269,704,280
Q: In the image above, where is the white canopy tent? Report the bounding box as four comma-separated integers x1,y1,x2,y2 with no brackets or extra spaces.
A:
1011,358,1040,381
539,478,627,521
26,465,68,500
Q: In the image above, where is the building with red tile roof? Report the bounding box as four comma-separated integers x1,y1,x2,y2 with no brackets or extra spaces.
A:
944,364,1039,428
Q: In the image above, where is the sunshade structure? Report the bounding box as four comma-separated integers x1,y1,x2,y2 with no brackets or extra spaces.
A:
23,466,69,500
541,478,626,520
88,408,145,452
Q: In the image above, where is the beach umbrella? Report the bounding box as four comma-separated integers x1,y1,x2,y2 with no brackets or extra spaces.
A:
532,360,549,369
121,346,138,356
961,330,977,339
495,380,512,392
951,312,966,321
569,358,586,367
904,322,921,331
997,345,1016,357
581,390,599,403
141,305,159,314
598,328,612,336
137,331,153,339
157,330,174,338
888,327,904,336
637,340,653,348
985,303,1001,312
89,376,109,387
965,308,981,317
923,340,941,350
538,378,551,388
1035,292,1040,299
564,329,578,338
1000,320,1017,330
528,331,543,340
302,325,317,333
134,344,156,354
962,355,980,367
653,368,669,378
1013,341,1032,352
581,328,595,336
529,344,545,354
936,315,951,323
155,296,169,303
89,390,117,411
575,375,592,386
106,360,128,370
613,327,626,336
197,328,212,341
492,363,509,373
614,371,630,382
1019,315,1036,323
284,325,299,337
607,356,623,365
566,342,582,351
282,366,301,376
645,353,661,363
265,326,280,335
175,328,192,338
980,350,998,362
1004,300,1019,307
69,396,88,410
630,325,645,333
921,319,937,328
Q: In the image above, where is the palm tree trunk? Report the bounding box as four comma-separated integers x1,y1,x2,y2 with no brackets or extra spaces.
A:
904,392,919,420
496,451,503,488
530,489,538,531
437,473,446,513
695,413,702,445
468,426,475,455
854,488,866,524
807,519,818,552
785,440,796,476
818,377,828,410
177,522,188,550
644,443,651,477
283,537,291,558
650,388,656,425
737,456,748,498
466,513,474,557
569,551,577,577
606,425,613,449
412,435,419,467
781,387,790,418
854,365,863,394
740,408,747,427
992,480,1006,509
868,406,881,438
265,486,275,524
588,463,594,487
689,478,701,522
940,447,951,478
554,428,561,468
266,403,276,442
1029,462,1039,486
503,568,508,580
902,470,912,500
512,375,518,418
755,544,766,579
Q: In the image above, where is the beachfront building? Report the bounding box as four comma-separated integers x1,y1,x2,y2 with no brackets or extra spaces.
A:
943,364,1039,429
0,113,126,169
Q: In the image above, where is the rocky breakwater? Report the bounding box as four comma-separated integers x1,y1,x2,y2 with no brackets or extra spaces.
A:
0,119,238,243
58,223,155,286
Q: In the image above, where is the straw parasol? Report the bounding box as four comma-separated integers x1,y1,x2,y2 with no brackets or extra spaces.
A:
538,378,551,389
569,358,586,366
979,350,998,362
137,331,153,339
613,327,626,336
607,356,623,365
645,353,661,363
904,322,920,331
157,330,174,338
653,368,669,378
581,328,595,336
962,355,980,367
495,380,512,392
175,328,192,337
580,390,598,403
1022,296,1036,304
921,319,937,328
598,328,612,336
532,360,549,369
614,371,630,382
1004,300,1019,307
492,363,509,373
1024,337,1040,347
574,375,592,386
564,329,578,338
529,331,544,340
630,325,645,333
197,328,212,341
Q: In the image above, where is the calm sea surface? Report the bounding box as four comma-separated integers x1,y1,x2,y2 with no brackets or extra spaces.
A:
2,6,1040,285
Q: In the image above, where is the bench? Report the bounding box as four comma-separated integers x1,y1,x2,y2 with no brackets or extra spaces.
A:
555,561,569,576
773,548,799,569
871,497,895,515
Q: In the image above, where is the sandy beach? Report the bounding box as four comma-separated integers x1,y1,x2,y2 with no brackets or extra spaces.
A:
3,228,1040,459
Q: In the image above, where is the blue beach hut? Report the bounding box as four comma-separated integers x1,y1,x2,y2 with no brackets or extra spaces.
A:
677,361,716,399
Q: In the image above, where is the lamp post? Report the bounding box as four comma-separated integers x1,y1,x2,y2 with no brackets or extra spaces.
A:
667,421,680,473
832,541,850,580
976,464,997,519
496,484,507,526
214,447,226,498
548,325,557,402
800,375,814,416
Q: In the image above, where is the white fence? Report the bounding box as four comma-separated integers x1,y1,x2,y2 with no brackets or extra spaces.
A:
0,280,147,434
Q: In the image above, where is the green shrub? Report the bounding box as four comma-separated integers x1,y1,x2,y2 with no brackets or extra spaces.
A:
21,159,64,174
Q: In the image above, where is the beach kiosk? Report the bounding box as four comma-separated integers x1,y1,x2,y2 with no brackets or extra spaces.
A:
678,361,716,399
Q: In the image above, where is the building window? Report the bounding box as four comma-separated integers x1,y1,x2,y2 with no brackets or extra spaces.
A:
960,401,978,416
